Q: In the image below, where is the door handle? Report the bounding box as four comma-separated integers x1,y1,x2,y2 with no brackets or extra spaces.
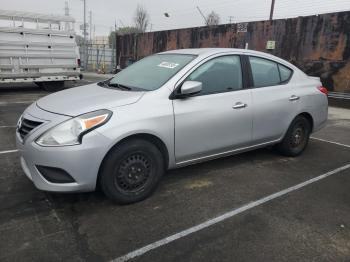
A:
233,102,247,109
289,95,300,101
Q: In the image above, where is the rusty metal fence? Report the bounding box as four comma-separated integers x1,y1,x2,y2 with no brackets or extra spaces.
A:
116,11,350,92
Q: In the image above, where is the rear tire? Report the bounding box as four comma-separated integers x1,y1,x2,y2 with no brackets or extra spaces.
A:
34,82,44,88
99,139,164,204
276,116,311,157
39,81,65,92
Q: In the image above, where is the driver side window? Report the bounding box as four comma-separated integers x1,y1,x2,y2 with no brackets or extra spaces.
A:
186,55,243,95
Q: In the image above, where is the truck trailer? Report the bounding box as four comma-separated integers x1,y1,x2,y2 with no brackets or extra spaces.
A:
0,9,81,90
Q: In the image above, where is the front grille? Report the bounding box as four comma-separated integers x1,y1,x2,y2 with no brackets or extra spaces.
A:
18,118,43,139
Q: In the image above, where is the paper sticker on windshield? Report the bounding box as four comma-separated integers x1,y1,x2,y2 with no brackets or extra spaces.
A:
158,62,179,69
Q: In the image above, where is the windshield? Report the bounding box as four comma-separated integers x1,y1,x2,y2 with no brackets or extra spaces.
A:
109,54,196,91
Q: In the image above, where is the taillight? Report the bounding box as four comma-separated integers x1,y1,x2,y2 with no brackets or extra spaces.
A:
317,86,328,96
77,59,81,67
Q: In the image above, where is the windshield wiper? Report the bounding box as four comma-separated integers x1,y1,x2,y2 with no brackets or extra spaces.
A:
97,81,108,87
107,83,132,90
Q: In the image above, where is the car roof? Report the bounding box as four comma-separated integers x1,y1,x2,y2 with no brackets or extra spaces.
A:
160,48,243,56
160,48,265,57
160,48,299,71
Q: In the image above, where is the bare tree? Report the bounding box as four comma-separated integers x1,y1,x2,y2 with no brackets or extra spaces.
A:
134,4,150,32
206,11,220,26
108,27,141,47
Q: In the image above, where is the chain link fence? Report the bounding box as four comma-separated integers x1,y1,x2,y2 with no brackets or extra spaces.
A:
79,43,116,73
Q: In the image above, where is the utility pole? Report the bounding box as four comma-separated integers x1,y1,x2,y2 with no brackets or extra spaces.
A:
64,1,70,30
82,0,87,69
269,0,275,21
89,11,92,43
64,1,69,16
114,19,117,71
196,6,208,25
229,16,234,24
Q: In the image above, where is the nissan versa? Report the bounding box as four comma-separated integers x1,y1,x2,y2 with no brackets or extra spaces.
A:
16,48,328,204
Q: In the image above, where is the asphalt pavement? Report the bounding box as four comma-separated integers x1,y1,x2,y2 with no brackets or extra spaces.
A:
0,78,350,262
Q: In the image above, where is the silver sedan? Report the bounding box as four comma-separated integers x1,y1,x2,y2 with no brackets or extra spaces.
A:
16,48,328,203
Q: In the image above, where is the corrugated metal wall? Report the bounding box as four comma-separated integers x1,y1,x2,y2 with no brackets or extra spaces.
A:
116,11,350,92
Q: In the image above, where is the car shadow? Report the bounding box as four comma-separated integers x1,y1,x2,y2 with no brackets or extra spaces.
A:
46,146,278,207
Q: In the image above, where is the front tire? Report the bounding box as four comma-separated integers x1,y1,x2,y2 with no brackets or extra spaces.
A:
277,116,311,157
100,139,164,204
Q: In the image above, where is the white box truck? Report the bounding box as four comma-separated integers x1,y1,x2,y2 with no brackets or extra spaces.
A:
0,10,81,90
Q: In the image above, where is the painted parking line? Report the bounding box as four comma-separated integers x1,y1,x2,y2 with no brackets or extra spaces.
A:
0,149,18,155
311,137,350,149
111,163,350,262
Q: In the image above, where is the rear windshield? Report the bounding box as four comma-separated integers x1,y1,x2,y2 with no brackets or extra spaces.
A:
109,54,196,91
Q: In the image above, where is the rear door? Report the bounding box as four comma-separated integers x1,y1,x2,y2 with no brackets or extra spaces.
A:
247,56,298,144
173,55,252,164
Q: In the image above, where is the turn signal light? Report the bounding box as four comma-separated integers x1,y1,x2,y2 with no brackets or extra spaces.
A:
82,114,109,129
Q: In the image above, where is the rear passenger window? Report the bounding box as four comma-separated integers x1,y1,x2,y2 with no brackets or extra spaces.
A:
249,56,293,88
249,57,280,88
279,64,292,82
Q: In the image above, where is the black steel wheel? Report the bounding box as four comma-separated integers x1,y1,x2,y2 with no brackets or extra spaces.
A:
276,115,311,156
115,153,152,194
100,139,164,204
289,124,305,149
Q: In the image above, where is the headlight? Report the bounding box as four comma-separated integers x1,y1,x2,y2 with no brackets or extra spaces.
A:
36,110,112,146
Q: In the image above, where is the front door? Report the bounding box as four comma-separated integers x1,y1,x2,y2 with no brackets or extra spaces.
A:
173,55,253,164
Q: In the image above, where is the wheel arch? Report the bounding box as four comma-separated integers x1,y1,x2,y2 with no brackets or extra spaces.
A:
298,112,314,131
97,133,170,188
280,111,315,143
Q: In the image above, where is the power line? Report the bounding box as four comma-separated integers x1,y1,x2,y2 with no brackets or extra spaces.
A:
196,6,208,25
75,0,350,35
118,19,125,27
148,0,349,19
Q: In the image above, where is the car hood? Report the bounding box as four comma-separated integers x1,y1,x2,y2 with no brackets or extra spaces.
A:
36,83,145,116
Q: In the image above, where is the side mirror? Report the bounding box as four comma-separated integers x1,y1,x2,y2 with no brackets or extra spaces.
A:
179,81,202,97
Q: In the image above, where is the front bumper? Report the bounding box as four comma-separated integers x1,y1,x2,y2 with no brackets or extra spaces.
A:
16,103,111,192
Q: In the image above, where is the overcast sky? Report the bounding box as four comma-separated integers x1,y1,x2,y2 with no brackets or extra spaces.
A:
0,0,349,36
